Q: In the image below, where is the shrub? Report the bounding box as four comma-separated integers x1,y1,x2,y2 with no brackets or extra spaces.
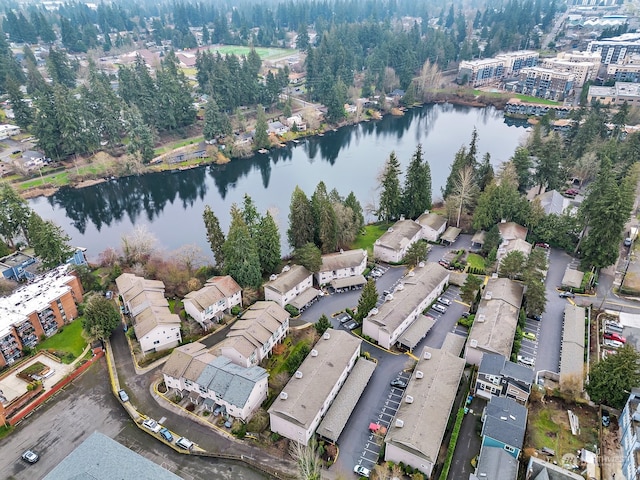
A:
458,314,475,329
270,432,281,442
285,343,310,375
439,407,465,480
285,304,300,316
232,422,247,439
231,305,242,315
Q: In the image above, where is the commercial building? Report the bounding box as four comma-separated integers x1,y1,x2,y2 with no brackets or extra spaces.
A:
163,342,268,421
315,249,367,287
509,66,575,101
457,51,539,86
588,82,640,106
0,266,83,367
373,219,423,263
268,330,361,445
384,343,465,477
465,278,524,366
587,33,640,64
182,276,242,331
116,273,181,354
363,262,449,349
264,264,318,310
475,353,534,404
560,304,586,393
216,301,289,368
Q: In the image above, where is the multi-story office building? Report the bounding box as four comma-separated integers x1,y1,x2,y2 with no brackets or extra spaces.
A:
587,33,640,64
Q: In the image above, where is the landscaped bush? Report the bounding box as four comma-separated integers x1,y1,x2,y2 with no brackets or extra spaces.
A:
439,407,465,480
231,305,242,316
458,314,475,329
232,422,247,439
285,343,310,375
285,304,299,316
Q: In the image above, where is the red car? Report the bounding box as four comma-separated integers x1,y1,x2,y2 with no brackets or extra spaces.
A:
565,188,579,196
604,332,626,343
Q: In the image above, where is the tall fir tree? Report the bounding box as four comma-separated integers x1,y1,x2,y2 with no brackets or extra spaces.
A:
378,152,402,222
287,186,315,249
256,211,281,274
401,144,432,219
222,205,262,288
254,104,270,150
203,205,225,267
355,279,378,321
311,181,338,253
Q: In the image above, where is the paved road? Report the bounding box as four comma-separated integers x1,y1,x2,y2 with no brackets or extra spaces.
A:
0,358,265,480
447,395,484,480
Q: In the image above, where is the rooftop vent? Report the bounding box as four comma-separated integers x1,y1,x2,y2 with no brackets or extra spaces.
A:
415,370,424,379
470,339,478,348
388,227,394,233
418,261,425,268
485,292,492,300
396,284,405,291
423,351,431,360
280,392,288,400
269,274,277,281
408,271,415,277
500,416,508,421
323,331,331,340
311,349,318,357
395,419,404,428
477,314,486,323
282,265,290,273
400,215,405,221
405,395,414,404
339,249,344,254
369,307,379,316
295,371,303,379
385,294,393,301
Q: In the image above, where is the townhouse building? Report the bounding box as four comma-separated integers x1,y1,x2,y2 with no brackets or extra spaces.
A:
182,276,242,330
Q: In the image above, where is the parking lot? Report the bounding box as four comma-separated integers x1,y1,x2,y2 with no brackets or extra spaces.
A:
518,317,540,369
353,369,412,474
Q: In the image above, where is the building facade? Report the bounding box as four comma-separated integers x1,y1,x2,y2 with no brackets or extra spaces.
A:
416,212,448,242
0,266,83,368
587,34,640,64
457,51,538,86
475,353,534,404
588,82,640,106
373,219,423,263
510,67,575,101
263,264,314,308
315,249,367,286
182,276,242,330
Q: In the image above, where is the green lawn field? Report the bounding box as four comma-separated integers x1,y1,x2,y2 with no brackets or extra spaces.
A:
207,45,296,60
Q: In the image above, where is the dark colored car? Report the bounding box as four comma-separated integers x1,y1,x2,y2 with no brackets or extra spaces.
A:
602,410,611,427
390,378,408,389
344,320,360,331
529,314,542,321
535,242,550,249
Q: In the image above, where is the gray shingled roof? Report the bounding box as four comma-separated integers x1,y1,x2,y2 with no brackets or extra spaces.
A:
502,359,535,385
375,220,422,250
196,356,268,408
44,431,182,480
479,353,506,377
483,397,527,449
264,265,312,295
474,445,519,480
319,249,367,272
397,315,436,350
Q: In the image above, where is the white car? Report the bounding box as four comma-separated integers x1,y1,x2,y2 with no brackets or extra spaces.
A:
604,339,624,349
437,297,451,306
354,465,371,477
142,418,162,433
517,355,535,367
432,303,447,314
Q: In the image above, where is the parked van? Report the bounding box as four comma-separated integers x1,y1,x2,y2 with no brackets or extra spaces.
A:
176,437,194,450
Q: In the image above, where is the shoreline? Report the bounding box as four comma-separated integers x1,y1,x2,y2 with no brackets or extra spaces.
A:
18,92,514,200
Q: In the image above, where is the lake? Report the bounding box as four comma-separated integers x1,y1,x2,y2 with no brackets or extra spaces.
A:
30,103,529,261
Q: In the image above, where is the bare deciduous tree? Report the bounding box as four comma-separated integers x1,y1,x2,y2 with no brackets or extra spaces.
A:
98,247,119,267
383,67,400,93
414,60,443,102
289,438,321,480
121,225,158,265
446,165,479,228
174,243,207,277
570,151,600,187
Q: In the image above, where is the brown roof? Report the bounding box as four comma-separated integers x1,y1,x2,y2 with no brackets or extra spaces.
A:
206,275,242,297
497,222,528,242
319,249,367,273
162,342,208,378
264,265,312,295
133,305,181,338
229,301,289,347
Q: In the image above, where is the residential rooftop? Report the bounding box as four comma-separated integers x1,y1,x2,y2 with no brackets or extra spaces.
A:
375,219,422,251
385,346,465,465
415,212,447,231
263,264,311,295
183,275,241,313
319,249,366,273
483,396,527,448
560,304,585,388
268,330,361,432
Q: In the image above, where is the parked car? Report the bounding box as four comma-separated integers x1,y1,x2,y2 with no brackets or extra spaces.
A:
21,450,39,464
602,410,611,427
159,427,173,442
224,420,233,428
517,355,535,367
461,311,470,318
605,322,624,333
354,465,371,478
437,297,451,306
118,389,129,402
625,237,633,247
390,378,408,389
176,437,194,450
604,332,626,343
213,405,223,416
565,188,579,197
528,314,542,321
604,339,624,348
559,291,575,298
523,331,537,341
432,304,447,314
143,418,162,433
336,312,352,324
535,242,550,249
344,319,360,331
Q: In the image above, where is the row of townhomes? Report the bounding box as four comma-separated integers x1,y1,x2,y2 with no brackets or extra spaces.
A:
373,211,447,263
0,265,83,367
116,273,181,354
182,275,242,331
162,301,290,421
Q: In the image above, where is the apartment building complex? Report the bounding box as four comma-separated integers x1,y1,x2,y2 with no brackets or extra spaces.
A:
457,50,539,86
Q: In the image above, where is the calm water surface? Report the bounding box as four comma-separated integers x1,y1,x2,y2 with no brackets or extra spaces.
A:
30,104,528,260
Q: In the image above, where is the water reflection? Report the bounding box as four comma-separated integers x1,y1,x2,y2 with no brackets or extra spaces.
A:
33,103,527,255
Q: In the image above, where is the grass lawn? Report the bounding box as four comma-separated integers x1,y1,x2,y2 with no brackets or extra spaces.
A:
36,319,87,361
206,45,296,61
471,89,559,105
352,223,392,255
466,253,486,270
526,397,599,459
153,136,204,156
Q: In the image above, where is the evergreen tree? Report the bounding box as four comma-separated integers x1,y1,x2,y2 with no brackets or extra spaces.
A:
403,240,429,267
32,87,65,159
27,213,73,269
6,78,33,129
288,186,315,249
0,183,31,248
296,23,310,51
202,25,210,45
477,152,494,192
311,181,337,253
46,48,77,88
254,104,270,150
155,50,196,131
203,205,225,267
355,279,378,322
293,242,322,272
511,147,532,193
124,106,155,163
256,211,281,275
401,144,432,219
499,251,526,280
203,98,231,140
83,295,120,341
241,193,262,237
85,63,123,148
222,205,262,288
460,274,483,306
315,314,332,335
587,344,640,409
377,152,402,222
344,192,365,234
